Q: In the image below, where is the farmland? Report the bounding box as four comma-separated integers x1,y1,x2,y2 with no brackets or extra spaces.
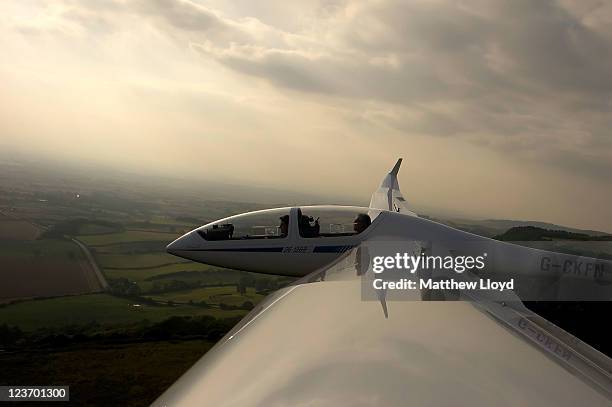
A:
0,212,42,240
105,263,213,282
0,239,105,302
78,230,179,246
149,286,264,306
0,160,290,331
0,158,298,405
96,253,183,269
0,293,246,331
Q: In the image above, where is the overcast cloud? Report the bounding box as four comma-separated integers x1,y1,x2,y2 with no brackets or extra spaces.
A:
1,0,611,231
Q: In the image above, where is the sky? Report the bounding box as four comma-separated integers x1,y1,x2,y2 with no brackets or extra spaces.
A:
1,0,611,232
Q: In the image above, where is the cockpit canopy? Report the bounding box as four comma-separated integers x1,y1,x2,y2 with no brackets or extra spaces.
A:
197,208,290,241
197,206,379,241
297,206,373,238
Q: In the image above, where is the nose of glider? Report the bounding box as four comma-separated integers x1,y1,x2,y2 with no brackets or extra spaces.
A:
166,230,200,255
166,238,179,255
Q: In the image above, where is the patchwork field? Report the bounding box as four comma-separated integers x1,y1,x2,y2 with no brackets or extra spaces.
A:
0,161,295,406
0,239,104,302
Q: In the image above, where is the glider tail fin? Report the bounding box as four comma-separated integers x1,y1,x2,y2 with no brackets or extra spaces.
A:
369,158,417,216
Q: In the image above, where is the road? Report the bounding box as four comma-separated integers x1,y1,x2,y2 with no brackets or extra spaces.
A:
71,237,109,290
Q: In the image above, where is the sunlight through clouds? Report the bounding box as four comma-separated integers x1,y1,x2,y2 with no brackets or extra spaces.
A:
1,0,611,231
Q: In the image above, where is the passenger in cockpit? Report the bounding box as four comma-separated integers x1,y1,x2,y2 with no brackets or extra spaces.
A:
353,213,371,234
279,215,289,237
299,213,320,238
354,214,372,277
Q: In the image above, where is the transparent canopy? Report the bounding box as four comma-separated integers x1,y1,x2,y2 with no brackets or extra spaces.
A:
297,206,376,238
197,206,378,241
198,208,290,241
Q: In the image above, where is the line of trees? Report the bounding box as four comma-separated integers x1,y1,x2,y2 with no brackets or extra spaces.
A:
494,226,612,242
0,314,244,350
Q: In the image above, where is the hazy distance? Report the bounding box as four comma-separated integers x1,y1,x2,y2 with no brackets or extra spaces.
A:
1,0,611,232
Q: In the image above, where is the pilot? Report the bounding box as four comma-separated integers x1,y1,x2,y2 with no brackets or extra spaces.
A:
353,213,371,234
279,215,289,237
298,213,320,238
354,214,371,276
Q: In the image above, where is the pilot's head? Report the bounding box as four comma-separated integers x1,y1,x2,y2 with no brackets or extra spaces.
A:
279,215,289,237
353,213,371,234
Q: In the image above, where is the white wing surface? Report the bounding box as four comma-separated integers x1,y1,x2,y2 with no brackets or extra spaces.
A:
152,248,612,406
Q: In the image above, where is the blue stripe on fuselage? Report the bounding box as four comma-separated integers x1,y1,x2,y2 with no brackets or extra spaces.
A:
182,245,354,253
183,247,283,252
313,245,355,253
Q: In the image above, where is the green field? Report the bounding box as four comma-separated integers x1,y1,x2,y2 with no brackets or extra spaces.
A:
139,262,216,275
149,215,196,226
149,286,263,305
104,263,219,283
92,241,168,254
0,294,247,331
76,223,118,235
98,253,182,269
78,230,179,246
105,268,180,283
0,238,86,260
126,225,188,234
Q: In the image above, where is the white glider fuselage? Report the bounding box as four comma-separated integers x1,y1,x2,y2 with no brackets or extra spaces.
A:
167,206,382,276
168,205,611,301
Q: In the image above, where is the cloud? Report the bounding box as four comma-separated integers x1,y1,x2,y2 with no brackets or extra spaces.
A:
178,0,612,181
2,0,611,229
191,43,336,93
137,0,226,32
